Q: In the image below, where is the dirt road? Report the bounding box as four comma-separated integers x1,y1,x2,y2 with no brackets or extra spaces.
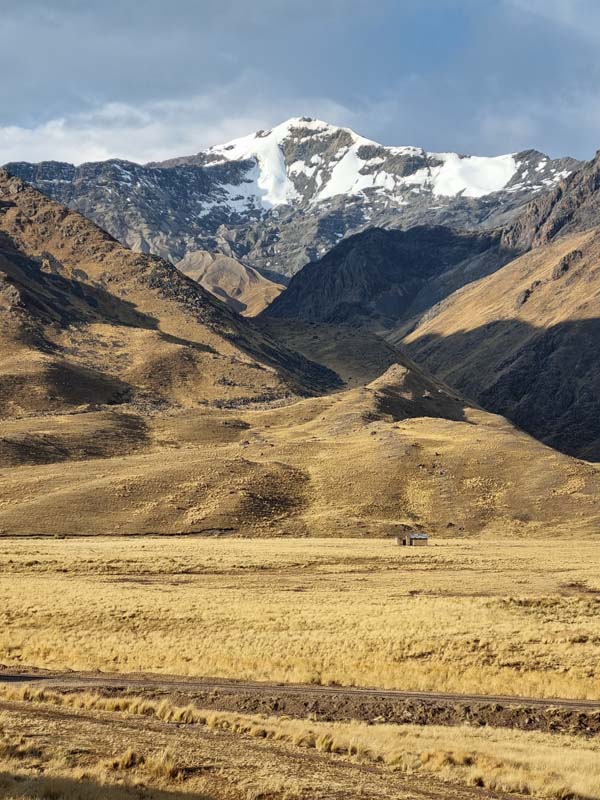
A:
0,693,525,800
0,673,532,800
2,668,599,710
2,668,600,737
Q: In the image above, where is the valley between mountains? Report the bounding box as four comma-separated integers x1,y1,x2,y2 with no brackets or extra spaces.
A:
0,166,599,536
2,115,600,800
3,117,600,535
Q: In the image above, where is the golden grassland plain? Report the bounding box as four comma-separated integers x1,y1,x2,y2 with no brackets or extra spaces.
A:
2,537,600,700
2,686,600,800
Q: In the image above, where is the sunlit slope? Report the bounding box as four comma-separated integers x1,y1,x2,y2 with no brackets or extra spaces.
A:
0,170,598,536
1,359,598,536
0,168,336,417
403,228,600,459
177,250,284,316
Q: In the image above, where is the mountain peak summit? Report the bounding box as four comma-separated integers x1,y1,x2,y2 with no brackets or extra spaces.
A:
195,117,574,212
6,120,581,276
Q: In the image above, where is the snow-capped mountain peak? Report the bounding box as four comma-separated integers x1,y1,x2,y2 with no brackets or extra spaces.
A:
196,117,569,211
7,117,580,277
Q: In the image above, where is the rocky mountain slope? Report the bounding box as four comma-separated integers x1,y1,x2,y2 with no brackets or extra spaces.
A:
396,150,600,461
5,117,578,283
176,250,284,316
258,148,600,461
262,225,511,331
0,168,337,422
501,150,600,251
402,227,600,460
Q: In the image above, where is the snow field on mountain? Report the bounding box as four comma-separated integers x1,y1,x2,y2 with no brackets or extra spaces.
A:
203,117,543,208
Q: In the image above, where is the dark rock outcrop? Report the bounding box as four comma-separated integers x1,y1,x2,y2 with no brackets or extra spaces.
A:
262,226,506,331
502,151,600,251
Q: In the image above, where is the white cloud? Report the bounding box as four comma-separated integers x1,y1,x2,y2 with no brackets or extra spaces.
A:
0,78,358,165
2,55,598,168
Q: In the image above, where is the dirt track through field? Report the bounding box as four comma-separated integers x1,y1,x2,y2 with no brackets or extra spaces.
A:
2,669,600,738
6,669,600,798
2,669,600,710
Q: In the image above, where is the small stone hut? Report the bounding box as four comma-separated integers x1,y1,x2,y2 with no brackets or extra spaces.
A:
396,532,429,547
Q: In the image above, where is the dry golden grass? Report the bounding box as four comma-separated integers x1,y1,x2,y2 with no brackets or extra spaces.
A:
2,368,600,537
0,711,207,800
0,759,200,800
1,537,600,699
107,747,179,781
3,697,505,800
0,777,186,800
5,686,600,800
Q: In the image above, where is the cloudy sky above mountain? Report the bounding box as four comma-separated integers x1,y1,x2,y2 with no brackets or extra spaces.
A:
1,0,599,164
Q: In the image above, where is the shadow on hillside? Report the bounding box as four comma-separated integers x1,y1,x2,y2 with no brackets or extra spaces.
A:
0,229,339,397
261,226,518,332
0,231,161,332
0,771,215,800
370,369,470,424
406,317,600,461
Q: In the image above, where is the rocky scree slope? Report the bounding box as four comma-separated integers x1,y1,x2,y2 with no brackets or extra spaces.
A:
5,118,578,281
501,149,600,251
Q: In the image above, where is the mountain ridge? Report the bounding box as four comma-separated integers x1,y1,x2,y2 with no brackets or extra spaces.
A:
5,117,579,283
0,167,338,419
1,169,600,535
258,146,600,460
262,225,507,331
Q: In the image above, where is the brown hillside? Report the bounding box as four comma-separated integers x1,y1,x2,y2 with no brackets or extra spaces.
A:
403,228,600,459
1,334,599,536
0,168,337,416
256,319,406,388
1,170,599,536
177,250,284,316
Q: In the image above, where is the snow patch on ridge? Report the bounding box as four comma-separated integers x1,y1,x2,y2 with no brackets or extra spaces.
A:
208,120,306,208
429,153,518,198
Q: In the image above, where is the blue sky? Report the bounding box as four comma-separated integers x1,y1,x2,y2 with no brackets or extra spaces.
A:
1,0,600,163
